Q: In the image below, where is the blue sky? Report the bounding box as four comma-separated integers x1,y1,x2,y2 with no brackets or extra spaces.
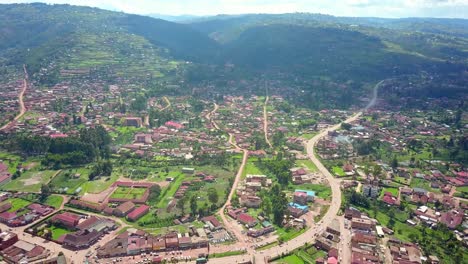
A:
1,0,467,18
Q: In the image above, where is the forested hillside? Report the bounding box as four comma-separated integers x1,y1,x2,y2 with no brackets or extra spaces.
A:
0,3,466,101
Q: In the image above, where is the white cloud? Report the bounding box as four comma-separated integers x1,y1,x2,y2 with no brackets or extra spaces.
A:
0,0,467,18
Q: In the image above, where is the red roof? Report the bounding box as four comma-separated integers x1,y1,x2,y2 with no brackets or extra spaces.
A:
457,171,468,178
237,213,256,224
0,212,16,220
382,193,397,205
52,212,80,227
50,133,68,138
165,121,184,129
202,215,221,227
127,205,149,220
0,163,7,172
327,257,338,264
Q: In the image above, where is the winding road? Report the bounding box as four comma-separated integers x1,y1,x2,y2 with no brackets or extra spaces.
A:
0,65,28,131
209,80,384,263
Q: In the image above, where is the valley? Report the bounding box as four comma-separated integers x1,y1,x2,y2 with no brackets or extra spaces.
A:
0,3,466,264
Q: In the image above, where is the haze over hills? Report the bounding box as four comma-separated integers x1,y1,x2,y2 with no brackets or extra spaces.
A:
0,3,467,100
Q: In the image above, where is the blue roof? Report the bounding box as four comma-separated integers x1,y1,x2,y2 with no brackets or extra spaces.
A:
295,189,316,197
289,202,308,210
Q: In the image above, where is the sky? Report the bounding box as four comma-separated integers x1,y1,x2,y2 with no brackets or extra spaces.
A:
1,0,467,18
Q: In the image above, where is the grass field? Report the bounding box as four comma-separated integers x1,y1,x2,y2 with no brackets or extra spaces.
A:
379,187,399,199
332,166,346,177
6,198,31,212
49,168,90,194
110,186,147,200
44,195,64,209
296,159,318,172
80,172,119,194
2,170,58,193
274,254,305,264
276,227,307,242
242,158,265,179
290,183,332,200
456,186,468,194
0,152,21,174
410,178,441,194
50,225,72,240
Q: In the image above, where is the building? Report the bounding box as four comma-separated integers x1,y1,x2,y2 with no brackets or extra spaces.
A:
351,217,375,231
439,210,464,229
62,229,101,249
1,240,48,263
288,202,309,218
315,237,333,251
182,168,195,174
127,205,149,221
134,134,153,144
0,202,12,213
362,185,380,198
201,215,222,230
237,213,257,227
114,201,136,217
124,117,142,127
327,219,341,236
0,231,18,250
50,212,81,229
345,208,361,219
239,195,262,208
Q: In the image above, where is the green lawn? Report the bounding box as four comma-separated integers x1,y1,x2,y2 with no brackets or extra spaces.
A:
301,132,318,140
332,166,346,177
296,159,318,172
80,172,118,194
380,187,399,199
276,227,307,242
290,183,332,200
242,158,265,179
410,178,441,194
110,186,147,200
49,225,72,240
2,170,58,193
209,250,246,258
6,198,32,212
0,152,21,174
44,195,64,209
456,186,468,194
274,254,305,264
49,168,90,194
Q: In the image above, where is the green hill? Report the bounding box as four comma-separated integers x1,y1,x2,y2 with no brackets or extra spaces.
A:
0,4,466,99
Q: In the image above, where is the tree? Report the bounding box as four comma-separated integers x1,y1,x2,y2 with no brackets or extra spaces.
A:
261,197,272,217
270,184,287,226
391,156,399,170
341,122,352,131
176,197,186,215
207,188,219,205
190,195,198,217
148,185,162,203
40,184,51,201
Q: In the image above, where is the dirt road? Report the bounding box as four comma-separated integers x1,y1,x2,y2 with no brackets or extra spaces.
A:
0,64,28,131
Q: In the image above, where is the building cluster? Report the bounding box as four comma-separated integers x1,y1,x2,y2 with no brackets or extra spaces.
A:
0,230,50,264
97,228,209,260
0,198,54,227
31,211,116,250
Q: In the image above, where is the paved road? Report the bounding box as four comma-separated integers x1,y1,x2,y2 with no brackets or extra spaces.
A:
263,96,272,148
210,80,384,263
0,64,28,131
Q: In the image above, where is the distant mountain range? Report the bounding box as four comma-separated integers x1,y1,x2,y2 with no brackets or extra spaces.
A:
0,3,466,95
